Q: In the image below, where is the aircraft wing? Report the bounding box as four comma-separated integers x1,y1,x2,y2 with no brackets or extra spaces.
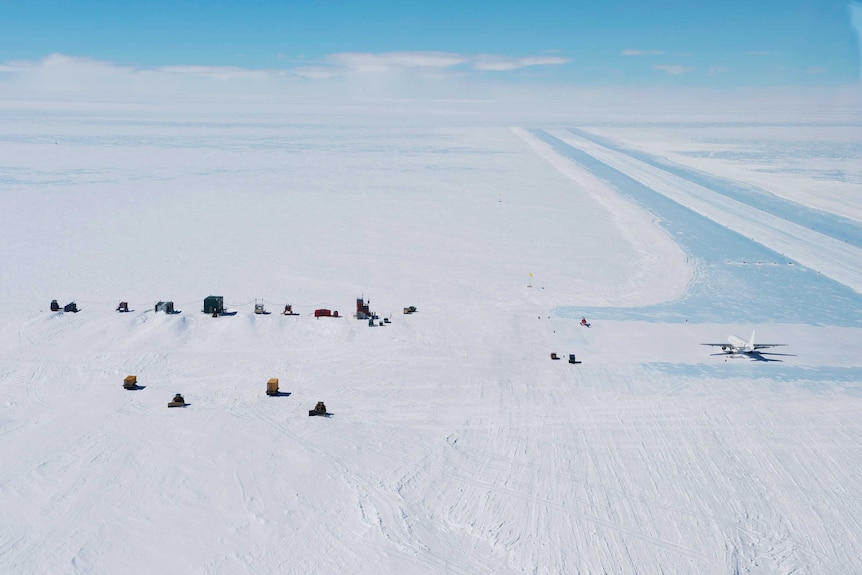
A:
701,343,728,347
753,343,787,349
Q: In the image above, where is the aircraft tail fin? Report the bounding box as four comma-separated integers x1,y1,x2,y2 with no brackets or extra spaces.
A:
748,330,756,351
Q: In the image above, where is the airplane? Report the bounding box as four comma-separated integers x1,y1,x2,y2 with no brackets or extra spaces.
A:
701,330,790,361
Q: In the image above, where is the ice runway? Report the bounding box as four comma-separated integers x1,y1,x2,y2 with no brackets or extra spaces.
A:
564,127,862,249
515,128,862,326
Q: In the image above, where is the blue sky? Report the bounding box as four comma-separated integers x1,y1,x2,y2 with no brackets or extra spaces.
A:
0,0,859,103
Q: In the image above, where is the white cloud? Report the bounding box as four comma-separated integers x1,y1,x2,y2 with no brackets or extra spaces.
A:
653,64,694,75
290,66,339,80
324,51,567,73
472,54,568,71
157,65,270,80
0,51,569,108
0,53,145,94
621,49,665,56
40,53,78,67
0,51,568,96
325,51,468,73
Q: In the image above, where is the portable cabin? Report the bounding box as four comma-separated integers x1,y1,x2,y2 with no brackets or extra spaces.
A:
266,378,279,396
50,299,60,311
155,301,175,314
123,375,138,389
203,296,224,315
63,302,79,313
355,298,371,320
254,299,266,314
314,308,332,318
117,301,129,312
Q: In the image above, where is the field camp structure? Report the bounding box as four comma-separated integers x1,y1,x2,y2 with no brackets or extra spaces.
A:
50,299,78,313
263,378,291,398
355,296,391,326
309,401,328,417
355,297,373,320
203,295,225,316
123,375,141,390
168,393,187,408
154,301,178,314
266,378,280,396
550,352,581,364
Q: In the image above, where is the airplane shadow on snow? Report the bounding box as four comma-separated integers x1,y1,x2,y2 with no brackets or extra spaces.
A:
712,351,798,362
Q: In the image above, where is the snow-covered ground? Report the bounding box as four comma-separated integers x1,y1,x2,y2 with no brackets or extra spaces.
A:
1,111,861,574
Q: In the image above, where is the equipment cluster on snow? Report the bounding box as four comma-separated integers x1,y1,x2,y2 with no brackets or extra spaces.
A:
47,295,417,325
53,294,427,418
124,373,330,416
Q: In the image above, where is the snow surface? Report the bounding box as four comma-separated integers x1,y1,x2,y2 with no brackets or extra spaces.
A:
1,111,862,574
